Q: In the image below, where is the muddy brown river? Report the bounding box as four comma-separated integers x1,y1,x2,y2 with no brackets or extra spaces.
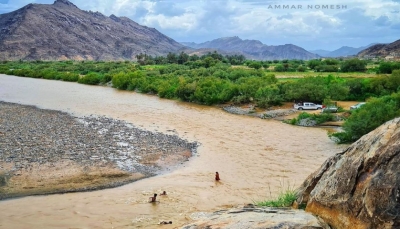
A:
0,75,347,228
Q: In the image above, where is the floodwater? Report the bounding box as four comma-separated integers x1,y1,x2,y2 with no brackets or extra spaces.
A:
0,75,347,228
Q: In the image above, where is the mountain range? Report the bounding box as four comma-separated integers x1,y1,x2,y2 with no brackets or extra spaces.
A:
309,43,377,57
0,0,184,61
0,0,396,61
182,36,319,60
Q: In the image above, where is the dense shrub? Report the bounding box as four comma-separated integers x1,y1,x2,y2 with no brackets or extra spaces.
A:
331,92,400,143
78,72,102,85
378,62,400,74
255,85,282,108
192,77,234,105
340,58,367,72
60,72,79,82
290,112,335,125
112,72,132,90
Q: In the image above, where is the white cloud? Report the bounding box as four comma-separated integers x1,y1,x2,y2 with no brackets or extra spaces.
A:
142,12,199,31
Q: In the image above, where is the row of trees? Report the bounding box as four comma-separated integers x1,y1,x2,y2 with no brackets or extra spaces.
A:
4,60,400,107
307,58,369,72
135,51,247,66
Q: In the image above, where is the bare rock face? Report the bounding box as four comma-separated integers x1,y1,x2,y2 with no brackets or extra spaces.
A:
295,118,400,229
358,39,400,58
0,0,184,60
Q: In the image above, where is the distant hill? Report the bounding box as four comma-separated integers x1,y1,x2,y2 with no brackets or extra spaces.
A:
0,0,184,61
358,39,400,58
181,36,319,60
309,43,377,57
308,49,331,57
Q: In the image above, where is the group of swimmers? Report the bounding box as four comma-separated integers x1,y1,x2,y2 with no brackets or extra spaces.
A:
148,172,221,203
148,172,221,225
148,191,167,203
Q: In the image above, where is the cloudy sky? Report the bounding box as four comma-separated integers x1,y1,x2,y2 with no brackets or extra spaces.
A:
1,0,400,50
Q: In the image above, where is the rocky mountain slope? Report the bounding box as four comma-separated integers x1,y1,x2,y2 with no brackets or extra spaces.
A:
296,117,400,229
0,0,184,61
181,36,319,60
358,39,400,58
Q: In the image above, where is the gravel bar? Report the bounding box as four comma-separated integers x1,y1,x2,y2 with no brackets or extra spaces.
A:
0,101,198,200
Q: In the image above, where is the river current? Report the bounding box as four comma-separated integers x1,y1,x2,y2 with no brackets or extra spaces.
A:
0,75,346,228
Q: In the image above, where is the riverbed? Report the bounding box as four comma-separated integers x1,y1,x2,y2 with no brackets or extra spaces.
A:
0,74,347,228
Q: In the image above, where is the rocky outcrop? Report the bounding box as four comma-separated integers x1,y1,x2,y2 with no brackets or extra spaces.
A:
181,205,324,229
0,0,184,61
358,39,400,58
295,118,400,229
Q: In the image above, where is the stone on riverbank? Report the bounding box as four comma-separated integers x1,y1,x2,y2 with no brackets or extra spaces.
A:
181,205,324,229
295,118,400,229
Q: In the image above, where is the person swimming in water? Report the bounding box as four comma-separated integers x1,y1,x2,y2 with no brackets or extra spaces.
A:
149,193,157,203
215,172,220,181
160,191,167,195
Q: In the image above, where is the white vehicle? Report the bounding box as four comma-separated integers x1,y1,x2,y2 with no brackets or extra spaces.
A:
294,102,323,110
350,102,366,110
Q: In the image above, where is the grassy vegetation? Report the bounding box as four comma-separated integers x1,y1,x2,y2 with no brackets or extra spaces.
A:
257,190,297,207
256,180,297,207
288,112,337,125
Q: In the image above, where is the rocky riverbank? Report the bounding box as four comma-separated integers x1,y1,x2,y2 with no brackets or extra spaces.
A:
181,204,324,229
0,101,198,200
222,104,298,120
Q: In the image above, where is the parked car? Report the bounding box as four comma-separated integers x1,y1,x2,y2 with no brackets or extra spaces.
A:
321,105,338,113
350,102,366,110
293,102,323,110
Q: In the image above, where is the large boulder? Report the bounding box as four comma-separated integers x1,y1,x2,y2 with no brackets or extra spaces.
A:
295,118,400,229
181,205,324,229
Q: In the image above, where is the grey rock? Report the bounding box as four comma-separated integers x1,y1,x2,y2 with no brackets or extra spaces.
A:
296,118,400,229
181,206,324,229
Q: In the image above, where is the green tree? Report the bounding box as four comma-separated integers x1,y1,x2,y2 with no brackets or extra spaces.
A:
78,72,102,85
274,64,285,72
283,76,328,102
255,85,282,108
248,61,262,70
340,58,367,72
112,72,131,89
307,59,321,70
